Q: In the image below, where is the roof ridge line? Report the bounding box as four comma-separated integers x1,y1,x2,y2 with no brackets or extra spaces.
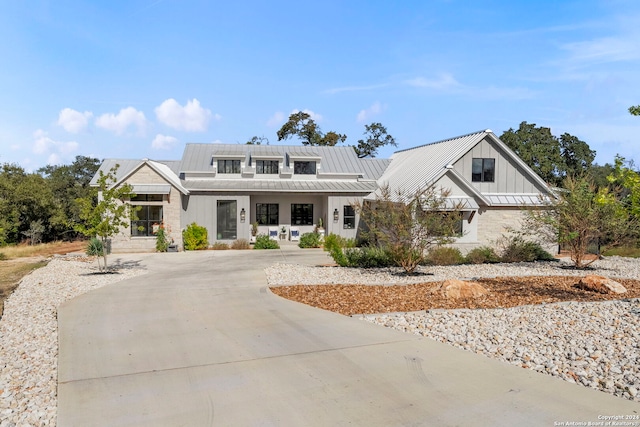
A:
394,129,490,154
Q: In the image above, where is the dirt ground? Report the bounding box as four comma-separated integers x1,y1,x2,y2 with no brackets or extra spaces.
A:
270,276,640,316
0,241,85,318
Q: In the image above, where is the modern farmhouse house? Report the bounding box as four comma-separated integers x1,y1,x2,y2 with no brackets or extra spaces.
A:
91,129,554,253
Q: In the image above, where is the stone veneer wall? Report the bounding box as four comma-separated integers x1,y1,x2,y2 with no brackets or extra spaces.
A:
109,164,183,253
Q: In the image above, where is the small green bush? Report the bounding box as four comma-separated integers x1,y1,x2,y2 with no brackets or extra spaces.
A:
254,234,280,249
323,233,356,250
323,233,349,266
465,246,501,264
0,252,6,261
86,237,104,257
500,236,555,262
424,246,465,265
155,227,170,252
231,239,250,249
344,246,394,268
183,223,209,250
298,232,322,248
211,242,230,250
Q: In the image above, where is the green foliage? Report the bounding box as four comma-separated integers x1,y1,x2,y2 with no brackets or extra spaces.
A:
323,234,349,266
465,246,501,264
231,239,250,249
277,111,346,146
298,232,322,248
500,122,595,187
608,155,640,218
75,165,137,271
522,175,635,267
254,234,280,249
182,223,209,250
354,185,463,273
211,242,230,250
323,233,356,249
155,227,170,252
343,246,394,268
424,246,465,265
354,122,397,158
86,237,106,271
0,252,6,261
498,236,555,263
22,220,45,245
629,105,640,116
245,136,269,145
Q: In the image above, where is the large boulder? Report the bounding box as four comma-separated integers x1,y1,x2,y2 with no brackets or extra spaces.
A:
436,279,488,299
574,275,627,294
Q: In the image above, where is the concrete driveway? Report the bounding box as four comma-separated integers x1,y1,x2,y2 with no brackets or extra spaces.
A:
57,249,640,426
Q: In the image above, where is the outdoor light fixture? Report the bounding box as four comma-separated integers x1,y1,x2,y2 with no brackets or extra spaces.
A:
333,208,339,222
240,208,246,222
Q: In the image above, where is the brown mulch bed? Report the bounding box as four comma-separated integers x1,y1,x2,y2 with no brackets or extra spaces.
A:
269,276,640,316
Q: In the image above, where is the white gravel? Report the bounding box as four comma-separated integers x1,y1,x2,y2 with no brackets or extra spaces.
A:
266,257,640,403
0,256,146,427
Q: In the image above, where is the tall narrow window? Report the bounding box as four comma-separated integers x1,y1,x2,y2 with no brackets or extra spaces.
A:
217,159,241,174
293,161,316,174
343,205,355,229
291,204,313,225
217,200,237,239
472,158,495,182
256,160,279,174
256,203,279,225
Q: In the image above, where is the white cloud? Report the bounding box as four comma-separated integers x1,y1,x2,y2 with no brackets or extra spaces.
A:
151,134,179,150
155,98,217,132
57,108,93,133
291,109,322,122
406,73,461,90
32,129,79,164
356,101,384,123
95,107,147,136
267,111,285,127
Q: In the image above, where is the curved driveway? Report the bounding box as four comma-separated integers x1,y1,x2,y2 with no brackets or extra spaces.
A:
58,249,640,426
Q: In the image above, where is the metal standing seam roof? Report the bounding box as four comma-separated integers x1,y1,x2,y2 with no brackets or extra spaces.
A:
182,179,378,193
90,159,188,194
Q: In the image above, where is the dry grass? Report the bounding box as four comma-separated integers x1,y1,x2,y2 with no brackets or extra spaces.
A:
0,241,85,318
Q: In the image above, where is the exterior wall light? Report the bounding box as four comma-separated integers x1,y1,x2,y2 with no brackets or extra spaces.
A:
333,208,339,222
240,208,246,222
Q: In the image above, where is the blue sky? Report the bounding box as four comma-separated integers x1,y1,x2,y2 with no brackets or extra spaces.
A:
1,0,639,170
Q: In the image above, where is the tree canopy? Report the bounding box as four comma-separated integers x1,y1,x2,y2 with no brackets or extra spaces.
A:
500,121,595,187
354,122,397,158
277,112,346,147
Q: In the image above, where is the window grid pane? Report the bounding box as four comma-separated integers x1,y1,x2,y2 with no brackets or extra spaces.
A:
343,205,355,229
294,161,316,175
218,159,241,173
291,203,313,225
130,204,163,237
256,203,279,225
256,160,278,174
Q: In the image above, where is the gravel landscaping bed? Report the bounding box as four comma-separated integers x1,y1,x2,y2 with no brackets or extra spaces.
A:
266,257,640,403
0,256,146,427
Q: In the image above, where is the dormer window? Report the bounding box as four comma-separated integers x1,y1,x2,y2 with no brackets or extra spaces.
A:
218,159,241,174
256,160,279,174
472,158,495,182
294,161,316,175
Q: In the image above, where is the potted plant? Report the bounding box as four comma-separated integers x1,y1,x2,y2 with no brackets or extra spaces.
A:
280,225,287,240
316,217,325,241
250,222,259,244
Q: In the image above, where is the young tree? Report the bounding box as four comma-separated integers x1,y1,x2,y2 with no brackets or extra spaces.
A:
353,185,463,273
277,111,346,146
75,165,137,272
522,176,634,268
354,122,397,158
629,105,640,116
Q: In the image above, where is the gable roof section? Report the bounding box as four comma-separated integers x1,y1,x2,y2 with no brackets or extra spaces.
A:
369,129,551,203
91,158,189,195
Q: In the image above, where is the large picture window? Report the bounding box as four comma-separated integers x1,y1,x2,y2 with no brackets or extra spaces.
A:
343,205,355,229
131,205,163,237
217,200,237,240
291,203,313,225
256,203,279,225
256,160,279,174
293,161,316,175
472,158,495,182
217,159,241,174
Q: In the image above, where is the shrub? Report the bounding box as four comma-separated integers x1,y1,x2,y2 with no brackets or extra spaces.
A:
231,239,250,250
465,246,500,264
0,252,6,261
182,223,209,250
155,227,170,252
344,246,394,268
86,237,104,257
254,234,280,249
499,236,555,262
211,242,230,250
323,233,349,266
424,246,465,265
323,233,356,250
298,232,322,248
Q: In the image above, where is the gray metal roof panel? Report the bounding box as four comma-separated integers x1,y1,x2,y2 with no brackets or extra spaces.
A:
183,179,377,193
131,184,171,194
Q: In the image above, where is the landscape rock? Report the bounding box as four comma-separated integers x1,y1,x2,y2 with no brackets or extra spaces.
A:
575,275,627,294
435,279,488,299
